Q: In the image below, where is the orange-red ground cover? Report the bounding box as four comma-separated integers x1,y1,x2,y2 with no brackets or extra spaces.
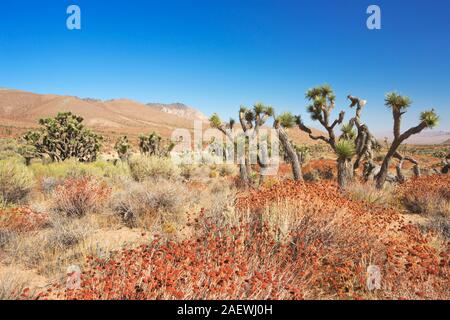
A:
35,177,448,300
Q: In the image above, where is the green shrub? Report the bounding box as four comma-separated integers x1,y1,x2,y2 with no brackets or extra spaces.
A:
0,138,21,161
0,159,34,206
128,155,179,182
30,159,130,182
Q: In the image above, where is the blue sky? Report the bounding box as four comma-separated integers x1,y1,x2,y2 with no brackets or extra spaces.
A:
0,0,449,133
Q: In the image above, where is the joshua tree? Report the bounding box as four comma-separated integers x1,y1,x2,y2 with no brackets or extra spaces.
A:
273,112,303,181
114,135,131,162
237,104,274,182
210,104,274,186
375,93,439,189
296,85,354,187
346,95,380,178
139,132,175,157
209,113,249,183
22,112,102,162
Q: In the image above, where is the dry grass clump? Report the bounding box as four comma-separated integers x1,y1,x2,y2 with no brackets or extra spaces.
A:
50,178,110,218
0,159,34,206
398,175,450,218
0,268,38,300
128,155,179,181
3,213,95,275
345,181,393,207
109,178,188,228
402,189,449,218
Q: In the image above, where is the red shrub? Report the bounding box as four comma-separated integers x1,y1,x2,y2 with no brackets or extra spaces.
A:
0,207,48,233
51,178,110,217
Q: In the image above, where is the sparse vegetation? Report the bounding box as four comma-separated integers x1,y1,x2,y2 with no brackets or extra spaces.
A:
0,101,448,301
0,159,34,206
128,155,180,181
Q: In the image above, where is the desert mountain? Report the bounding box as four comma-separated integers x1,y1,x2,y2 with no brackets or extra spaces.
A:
146,102,209,122
0,88,324,144
0,88,206,137
375,130,450,145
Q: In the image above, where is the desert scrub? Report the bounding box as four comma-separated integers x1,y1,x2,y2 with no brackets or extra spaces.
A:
0,138,21,161
398,175,450,217
30,159,128,181
128,155,179,182
109,178,188,227
0,268,38,300
345,181,393,207
218,164,237,177
51,178,110,218
0,159,34,206
4,214,95,275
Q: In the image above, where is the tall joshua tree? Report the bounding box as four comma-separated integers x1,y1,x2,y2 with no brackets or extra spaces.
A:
273,112,303,181
375,93,439,189
296,85,354,187
210,104,274,186
209,113,253,185
238,103,274,181
345,95,382,182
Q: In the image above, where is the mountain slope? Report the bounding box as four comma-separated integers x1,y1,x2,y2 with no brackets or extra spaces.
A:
0,88,324,145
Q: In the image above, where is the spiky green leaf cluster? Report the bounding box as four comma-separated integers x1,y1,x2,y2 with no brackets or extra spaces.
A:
335,140,356,160
305,85,335,121
340,123,356,141
276,112,297,128
420,109,439,128
209,113,222,129
385,92,412,110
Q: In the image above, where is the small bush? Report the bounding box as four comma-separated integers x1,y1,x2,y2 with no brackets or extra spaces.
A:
51,178,110,217
0,138,20,161
218,164,237,177
0,159,34,206
303,170,320,182
419,215,450,239
128,155,179,182
109,178,187,227
345,181,393,207
45,214,93,250
402,190,449,217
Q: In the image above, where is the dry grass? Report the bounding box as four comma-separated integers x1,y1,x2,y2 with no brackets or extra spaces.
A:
109,178,189,228
128,155,180,182
345,181,394,207
0,159,34,206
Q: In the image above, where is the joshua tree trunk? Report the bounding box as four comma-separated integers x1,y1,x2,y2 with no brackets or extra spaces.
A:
376,121,428,189
275,124,302,181
337,158,353,188
238,155,249,187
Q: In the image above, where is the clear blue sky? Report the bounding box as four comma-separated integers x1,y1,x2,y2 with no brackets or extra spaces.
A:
0,0,449,133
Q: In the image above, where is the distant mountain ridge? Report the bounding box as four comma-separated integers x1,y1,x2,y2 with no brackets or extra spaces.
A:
375,130,450,145
0,87,328,145
146,102,208,122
